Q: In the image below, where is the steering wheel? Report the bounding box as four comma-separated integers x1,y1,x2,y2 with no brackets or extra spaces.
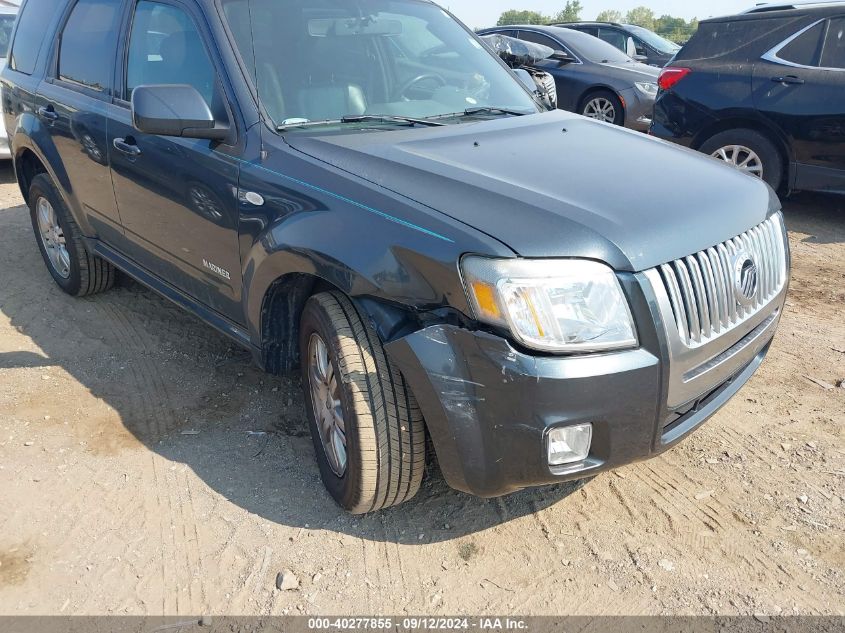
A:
395,73,447,100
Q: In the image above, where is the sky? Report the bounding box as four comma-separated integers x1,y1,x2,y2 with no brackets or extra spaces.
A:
439,1,753,29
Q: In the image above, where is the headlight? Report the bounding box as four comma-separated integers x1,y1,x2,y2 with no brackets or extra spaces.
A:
461,257,638,353
635,81,658,97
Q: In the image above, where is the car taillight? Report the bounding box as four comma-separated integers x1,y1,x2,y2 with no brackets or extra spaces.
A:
658,67,691,91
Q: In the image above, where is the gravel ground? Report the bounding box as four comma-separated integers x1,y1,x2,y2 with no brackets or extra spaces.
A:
0,163,842,616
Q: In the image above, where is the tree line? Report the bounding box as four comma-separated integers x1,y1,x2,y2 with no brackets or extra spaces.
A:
496,2,699,44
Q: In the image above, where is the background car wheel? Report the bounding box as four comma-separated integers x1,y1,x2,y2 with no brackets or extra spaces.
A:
699,129,783,191
28,173,115,297
580,90,624,126
299,291,426,514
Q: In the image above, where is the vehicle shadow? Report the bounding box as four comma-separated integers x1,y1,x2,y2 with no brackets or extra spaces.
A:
0,174,582,543
783,191,844,245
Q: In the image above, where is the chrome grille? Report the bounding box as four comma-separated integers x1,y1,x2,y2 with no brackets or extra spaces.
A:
655,214,787,347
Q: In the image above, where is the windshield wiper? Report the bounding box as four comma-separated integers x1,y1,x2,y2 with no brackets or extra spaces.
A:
277,114,446,132
462,106,531,117
340,114,446,127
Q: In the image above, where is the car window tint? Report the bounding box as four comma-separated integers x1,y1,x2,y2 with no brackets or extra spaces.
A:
0,14,16,59
10,0,64,74
778,21,824,66
58,0,122,91
678,17,794,60
518,30,560,51
598,27,626,52
127,1,216,105
820,17,845,69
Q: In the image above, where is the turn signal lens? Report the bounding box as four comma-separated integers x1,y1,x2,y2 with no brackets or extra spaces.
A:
471,281,501,320
658,67,691,91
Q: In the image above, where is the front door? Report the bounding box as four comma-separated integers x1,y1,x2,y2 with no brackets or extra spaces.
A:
107,0,244,322
753,16,845,190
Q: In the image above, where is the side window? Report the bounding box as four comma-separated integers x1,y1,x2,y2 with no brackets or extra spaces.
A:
58,0,122,91
633,37,648,56
126,1,216,105
598,28,626,52
820,17,845,69
518,31,562,52
778,21,825,66
9,0,64,74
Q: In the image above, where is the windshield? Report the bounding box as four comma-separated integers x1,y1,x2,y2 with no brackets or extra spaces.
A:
0,14,16,59
623,24,681,55
561,28,633,64
221,0,538,129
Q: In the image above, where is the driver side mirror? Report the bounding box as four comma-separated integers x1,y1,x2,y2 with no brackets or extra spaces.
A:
550,50,576,65
131,84,228,140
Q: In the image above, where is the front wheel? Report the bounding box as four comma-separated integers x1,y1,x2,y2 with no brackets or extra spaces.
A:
699,129,784,191
299,291,426,514
581,91,624,126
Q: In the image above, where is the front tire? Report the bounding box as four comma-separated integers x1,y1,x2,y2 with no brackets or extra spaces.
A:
28,173,115,297
581,90,624,126
699,129,784,191
299,291,426,514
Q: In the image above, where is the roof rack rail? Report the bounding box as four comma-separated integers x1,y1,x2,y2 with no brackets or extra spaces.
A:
744,0,845,13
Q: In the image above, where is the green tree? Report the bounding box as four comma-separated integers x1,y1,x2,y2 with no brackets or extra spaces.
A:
625,6,656,31
550,1,583,23
497,9,546,26
595,10,623,23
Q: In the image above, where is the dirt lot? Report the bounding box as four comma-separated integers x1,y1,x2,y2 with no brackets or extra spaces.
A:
0,163,842,617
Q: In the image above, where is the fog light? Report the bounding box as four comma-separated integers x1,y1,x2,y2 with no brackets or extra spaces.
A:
548,424,592,466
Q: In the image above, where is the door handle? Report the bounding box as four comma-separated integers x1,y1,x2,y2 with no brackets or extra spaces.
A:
772,75,805,85
37,105,58,121
113,137,141,157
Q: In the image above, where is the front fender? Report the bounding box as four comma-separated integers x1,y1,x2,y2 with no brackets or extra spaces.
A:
237,149,513,347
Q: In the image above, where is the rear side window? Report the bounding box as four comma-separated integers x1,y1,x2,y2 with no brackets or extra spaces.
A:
58,0,122,91
9,0,64,74
778,21,824,66
677,17,794,60
821,17,845,69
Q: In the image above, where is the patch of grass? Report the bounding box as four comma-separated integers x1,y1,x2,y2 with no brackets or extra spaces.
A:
458,542,479,562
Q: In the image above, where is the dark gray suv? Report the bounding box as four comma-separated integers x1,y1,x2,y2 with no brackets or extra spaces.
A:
2,0,789,513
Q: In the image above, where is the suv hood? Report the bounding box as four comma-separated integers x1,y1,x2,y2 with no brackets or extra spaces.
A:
284,110,776,272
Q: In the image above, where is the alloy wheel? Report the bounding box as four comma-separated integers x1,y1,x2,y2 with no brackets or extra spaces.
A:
307,333,347,477
711,145,764,179
583,98,616,123
35,197,71,279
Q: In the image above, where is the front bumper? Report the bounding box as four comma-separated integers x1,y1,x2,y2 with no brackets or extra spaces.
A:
620,87,655,132
387,270,786,498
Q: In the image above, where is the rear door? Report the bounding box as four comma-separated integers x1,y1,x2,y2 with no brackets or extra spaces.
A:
106,0,244,322
36,0,124,243
753,16,845,189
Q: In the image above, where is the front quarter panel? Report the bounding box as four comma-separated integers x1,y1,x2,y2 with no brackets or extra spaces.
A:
239,136,514,344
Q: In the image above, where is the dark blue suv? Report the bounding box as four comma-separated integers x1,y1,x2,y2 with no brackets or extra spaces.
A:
1,0,789,513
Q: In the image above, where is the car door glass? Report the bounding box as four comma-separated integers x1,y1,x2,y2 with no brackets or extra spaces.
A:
10,0,64,74
518,31,562,52
778,21,824,66
126,1,216,105
598,28,626,52
820,17,845,69
58,0,122,91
